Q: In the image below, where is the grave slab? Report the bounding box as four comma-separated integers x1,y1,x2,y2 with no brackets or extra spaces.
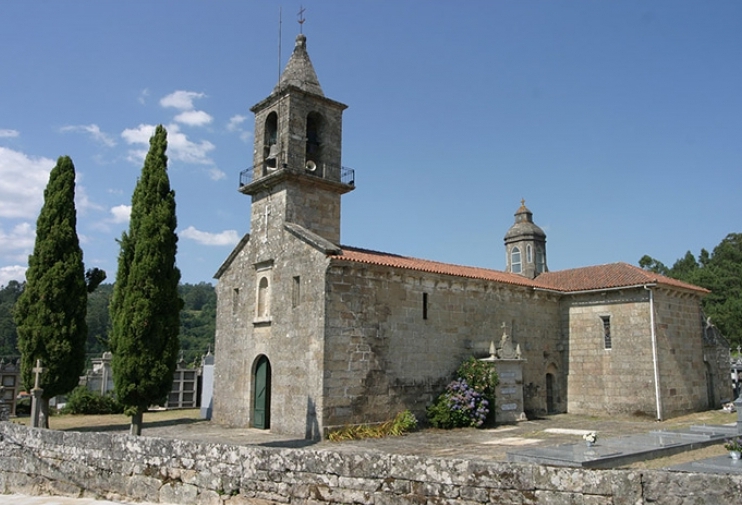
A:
507,427,729,469
669,454,742,474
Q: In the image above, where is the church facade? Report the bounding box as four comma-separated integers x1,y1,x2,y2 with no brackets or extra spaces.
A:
212,34,730,438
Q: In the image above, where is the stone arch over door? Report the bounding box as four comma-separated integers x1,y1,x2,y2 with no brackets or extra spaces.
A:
252,355,272,429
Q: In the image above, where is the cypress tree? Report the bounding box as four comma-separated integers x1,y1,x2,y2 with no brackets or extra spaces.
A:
14,156,88,427
110,125,182,435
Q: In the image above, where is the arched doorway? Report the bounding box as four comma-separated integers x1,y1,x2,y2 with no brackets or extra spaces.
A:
253,355,271,429
546,373,556,414
705,362,715,410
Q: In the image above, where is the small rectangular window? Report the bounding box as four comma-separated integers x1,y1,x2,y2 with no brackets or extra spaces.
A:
422,292,428,320
232,288,239,315
601,316,611,349
292,276,301,308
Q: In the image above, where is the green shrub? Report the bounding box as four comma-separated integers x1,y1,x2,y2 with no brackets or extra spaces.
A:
61,386,123,415
457,357,499,400
14,397,31,416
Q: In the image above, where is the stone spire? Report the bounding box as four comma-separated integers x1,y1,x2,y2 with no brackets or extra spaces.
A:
274,34,324,97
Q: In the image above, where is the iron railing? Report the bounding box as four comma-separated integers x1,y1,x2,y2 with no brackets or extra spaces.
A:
239,163,355,188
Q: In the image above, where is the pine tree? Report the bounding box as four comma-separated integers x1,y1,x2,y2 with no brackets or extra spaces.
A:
13,156,88,427
110,125,182,435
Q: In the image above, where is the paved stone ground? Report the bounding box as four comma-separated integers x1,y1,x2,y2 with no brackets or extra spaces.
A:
60,411,735,465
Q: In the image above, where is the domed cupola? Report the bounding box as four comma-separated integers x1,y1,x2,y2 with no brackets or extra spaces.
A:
504,200,547,279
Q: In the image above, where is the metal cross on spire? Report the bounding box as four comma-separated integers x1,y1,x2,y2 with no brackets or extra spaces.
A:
297,5,306,33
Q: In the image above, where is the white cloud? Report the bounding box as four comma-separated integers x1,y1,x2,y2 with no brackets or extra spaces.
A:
0,147,54,219
160,90,206,110
227,115,247,131
125,149,149,165
110,205,131,224
75,184,104,214
166,124,215,164
174,110,213,127
227,115,253,143
0,223,35,277
208,168,227,181
121,124,156,145
121,123,214,165
0,222,35,256
0,265,27,287
180,226,239,246
138,88,150,105
0,129,19,138
61,124,116,147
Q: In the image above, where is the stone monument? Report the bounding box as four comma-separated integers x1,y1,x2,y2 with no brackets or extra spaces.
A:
480,323,527,423
30,359,44,428
200,350,215,420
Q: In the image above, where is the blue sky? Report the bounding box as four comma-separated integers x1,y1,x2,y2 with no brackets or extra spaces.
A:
1,1,740,286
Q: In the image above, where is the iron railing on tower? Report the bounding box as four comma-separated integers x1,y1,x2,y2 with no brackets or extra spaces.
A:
239,162,355,189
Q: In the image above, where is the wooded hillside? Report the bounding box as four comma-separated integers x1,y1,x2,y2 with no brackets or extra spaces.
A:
0,282,215,364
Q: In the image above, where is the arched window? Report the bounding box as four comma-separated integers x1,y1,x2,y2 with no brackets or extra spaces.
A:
305,112,322,163
526,244,533,263
511,247,522,274
257,277,269,317
264,112,278,171
536,248,546,274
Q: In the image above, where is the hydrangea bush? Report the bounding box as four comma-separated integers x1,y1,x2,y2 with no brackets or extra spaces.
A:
427,358,498,429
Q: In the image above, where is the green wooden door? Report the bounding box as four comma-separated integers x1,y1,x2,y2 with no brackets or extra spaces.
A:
253,356,271,429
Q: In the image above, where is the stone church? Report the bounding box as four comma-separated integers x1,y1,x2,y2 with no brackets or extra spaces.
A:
213,33,730,438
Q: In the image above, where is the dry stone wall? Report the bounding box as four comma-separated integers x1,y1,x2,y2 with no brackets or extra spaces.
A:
1,423,742,504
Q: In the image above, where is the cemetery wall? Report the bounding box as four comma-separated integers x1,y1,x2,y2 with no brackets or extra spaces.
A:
323,262,564,428
1,422,741,505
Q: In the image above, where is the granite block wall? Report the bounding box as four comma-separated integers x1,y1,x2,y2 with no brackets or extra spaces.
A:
323,262,564,428
1,423,741,505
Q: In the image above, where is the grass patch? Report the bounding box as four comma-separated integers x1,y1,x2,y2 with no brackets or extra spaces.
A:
13,408,202,431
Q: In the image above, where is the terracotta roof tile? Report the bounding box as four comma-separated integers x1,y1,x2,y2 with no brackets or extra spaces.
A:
334,247,709,295
533,262,709,294
335,246,538,287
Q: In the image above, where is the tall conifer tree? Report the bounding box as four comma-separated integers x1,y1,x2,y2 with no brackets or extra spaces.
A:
14,156,88,427
110,125,182,435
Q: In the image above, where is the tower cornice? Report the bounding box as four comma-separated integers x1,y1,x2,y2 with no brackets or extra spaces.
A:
250,85,348,114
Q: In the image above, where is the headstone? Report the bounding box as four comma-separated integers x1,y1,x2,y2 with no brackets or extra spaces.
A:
0,385,9,421
200,351,215,420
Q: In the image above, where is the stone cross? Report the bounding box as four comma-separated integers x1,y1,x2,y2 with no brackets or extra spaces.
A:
32,359,44,390
30,359,44,428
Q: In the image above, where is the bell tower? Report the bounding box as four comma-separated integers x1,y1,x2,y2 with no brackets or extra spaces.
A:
504,200,547,279
239,33,354,245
